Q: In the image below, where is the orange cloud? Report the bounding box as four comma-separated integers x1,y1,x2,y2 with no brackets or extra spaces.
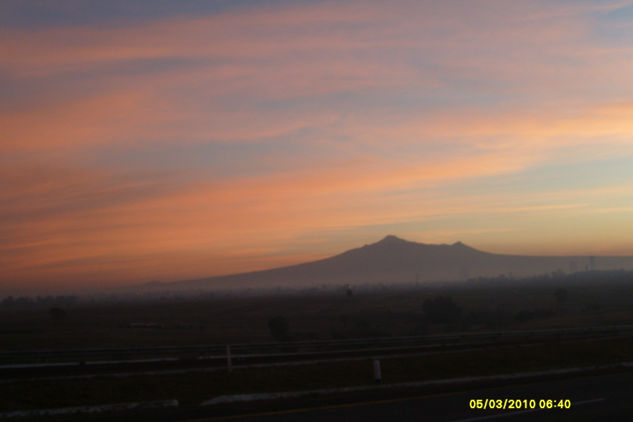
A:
3,155,631,290
3,0,633,291
0,147,598,289
3,0,632,154
335,102,633,159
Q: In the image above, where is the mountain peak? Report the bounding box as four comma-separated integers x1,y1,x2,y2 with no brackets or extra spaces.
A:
373,235,473,250
451,241,476,251
377,234,407,244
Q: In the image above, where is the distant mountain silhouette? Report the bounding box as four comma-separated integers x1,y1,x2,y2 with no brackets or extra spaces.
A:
162,235,633,289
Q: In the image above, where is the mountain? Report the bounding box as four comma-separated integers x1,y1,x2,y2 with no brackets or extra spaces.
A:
160,235,633,290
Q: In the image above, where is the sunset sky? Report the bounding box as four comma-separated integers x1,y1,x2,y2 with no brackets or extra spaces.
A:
2,0,633,292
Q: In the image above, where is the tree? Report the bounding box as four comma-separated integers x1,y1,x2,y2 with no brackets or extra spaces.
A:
422,296,461,323
49,307,67,321
268,316,289,341
554,288,568,304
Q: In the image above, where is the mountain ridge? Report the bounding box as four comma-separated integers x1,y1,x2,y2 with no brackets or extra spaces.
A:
154,235,633,290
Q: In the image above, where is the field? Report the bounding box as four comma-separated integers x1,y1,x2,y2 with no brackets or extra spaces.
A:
2,271,633,417
3,271,633,350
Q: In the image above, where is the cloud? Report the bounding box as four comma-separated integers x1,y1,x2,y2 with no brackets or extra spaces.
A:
3,152,623,288
2,0,633,290
3,0,632,153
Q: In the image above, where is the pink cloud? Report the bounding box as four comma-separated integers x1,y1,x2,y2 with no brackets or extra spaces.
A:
3,0,633,290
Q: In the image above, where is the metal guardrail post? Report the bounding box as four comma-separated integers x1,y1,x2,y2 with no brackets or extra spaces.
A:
226,345,232,373
373,359,382,383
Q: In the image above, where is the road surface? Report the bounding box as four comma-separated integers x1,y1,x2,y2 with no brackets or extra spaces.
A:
193,371,633,422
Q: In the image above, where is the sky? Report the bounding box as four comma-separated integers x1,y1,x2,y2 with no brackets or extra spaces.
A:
2,0,633,292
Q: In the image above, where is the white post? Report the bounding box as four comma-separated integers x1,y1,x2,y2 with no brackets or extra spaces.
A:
373,359,382,383
226,344,232,373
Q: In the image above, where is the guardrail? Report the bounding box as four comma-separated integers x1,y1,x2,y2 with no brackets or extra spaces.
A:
2,324,633,366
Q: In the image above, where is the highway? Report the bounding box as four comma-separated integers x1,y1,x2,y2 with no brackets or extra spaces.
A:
194,371,633,422
3,327,633,420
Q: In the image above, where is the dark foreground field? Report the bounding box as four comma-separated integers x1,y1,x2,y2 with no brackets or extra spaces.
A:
2,271,633,419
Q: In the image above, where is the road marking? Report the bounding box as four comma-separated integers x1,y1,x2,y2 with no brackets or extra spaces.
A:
187,372,623,421
200,364,630,406
451,398,605,422
187,390,469,421
0,400,179,419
